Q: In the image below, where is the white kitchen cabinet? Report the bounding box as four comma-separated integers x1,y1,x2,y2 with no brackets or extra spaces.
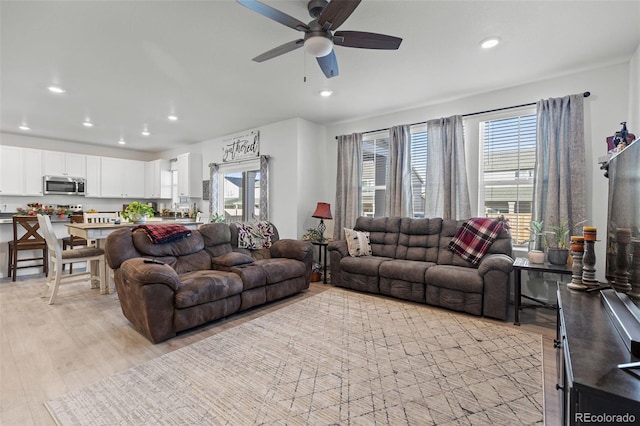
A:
176,152,202,198
84,155,102,197
100,157,145,198
23,149,44,195
144,159,171,199
0,146,43,196
43,151,86,177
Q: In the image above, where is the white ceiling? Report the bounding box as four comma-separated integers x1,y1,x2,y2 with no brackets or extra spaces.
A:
1,0,639,153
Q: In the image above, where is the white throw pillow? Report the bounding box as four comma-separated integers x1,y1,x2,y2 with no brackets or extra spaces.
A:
344,228,372,257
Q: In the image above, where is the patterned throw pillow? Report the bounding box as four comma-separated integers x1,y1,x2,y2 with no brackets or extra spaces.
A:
344,228,372,257
237,221,275,249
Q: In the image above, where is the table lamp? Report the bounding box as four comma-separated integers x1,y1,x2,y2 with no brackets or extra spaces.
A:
312,202,332,241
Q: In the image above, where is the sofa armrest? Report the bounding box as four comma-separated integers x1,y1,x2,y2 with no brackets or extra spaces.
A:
270,239,313,261
120,258,180,291
477,254,514,277
328,240,349,258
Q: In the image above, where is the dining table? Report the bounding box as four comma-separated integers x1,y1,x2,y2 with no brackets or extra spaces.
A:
66,220,202,294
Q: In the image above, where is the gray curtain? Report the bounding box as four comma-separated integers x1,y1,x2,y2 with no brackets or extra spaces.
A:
533,94,585,232
424,115,471,220
209,163,219,216
259,155,269,221
385,125,413,217
334,133,362,240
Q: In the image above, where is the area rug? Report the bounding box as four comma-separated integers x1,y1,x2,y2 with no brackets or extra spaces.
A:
45,288,543,425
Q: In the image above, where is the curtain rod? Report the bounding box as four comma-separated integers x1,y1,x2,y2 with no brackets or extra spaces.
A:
335,91,591,139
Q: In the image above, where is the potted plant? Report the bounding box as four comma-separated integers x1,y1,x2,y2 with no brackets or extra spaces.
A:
302,228,324,242
210,212,226,223
525,220,545,263
545,220,571,265
122,201,155,224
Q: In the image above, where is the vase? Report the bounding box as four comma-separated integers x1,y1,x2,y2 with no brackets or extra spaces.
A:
547,248,569,265
528,250,545,264
129,213,147,224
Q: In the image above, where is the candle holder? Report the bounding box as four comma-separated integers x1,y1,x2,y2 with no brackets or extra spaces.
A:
582,227,599,288
613,228,632,293
568,236,586,290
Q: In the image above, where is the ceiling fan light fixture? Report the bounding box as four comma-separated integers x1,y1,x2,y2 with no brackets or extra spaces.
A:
304,36,333,58
480,37,501,49
48,85,66,94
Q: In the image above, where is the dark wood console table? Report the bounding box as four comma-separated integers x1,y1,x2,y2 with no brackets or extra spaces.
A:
557,284,640,425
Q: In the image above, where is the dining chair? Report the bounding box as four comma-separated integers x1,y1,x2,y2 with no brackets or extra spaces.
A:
37,214,105,305
62,214,88,274
83,212,119,224
8,215,48,281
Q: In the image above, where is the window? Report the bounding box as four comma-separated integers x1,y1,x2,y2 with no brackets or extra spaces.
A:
410,126,427,218
218,162,261,222
360,127,428,218
478,113,537,245
361,134,388,218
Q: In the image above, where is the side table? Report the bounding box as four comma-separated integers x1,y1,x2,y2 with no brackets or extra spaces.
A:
512,257,572,325
311,241,329,284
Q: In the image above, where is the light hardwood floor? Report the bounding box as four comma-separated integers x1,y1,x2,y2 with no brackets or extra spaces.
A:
0,274,560,425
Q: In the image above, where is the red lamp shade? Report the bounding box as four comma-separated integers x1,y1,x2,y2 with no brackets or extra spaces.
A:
312,202,332,220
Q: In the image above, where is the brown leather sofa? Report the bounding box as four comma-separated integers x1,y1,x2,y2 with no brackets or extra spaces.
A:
328,217,514,320
104,222,313,343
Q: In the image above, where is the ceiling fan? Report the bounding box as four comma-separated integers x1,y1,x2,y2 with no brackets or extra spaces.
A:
237,0,402,78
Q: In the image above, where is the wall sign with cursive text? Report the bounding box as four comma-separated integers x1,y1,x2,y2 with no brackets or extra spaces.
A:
222,130,260,162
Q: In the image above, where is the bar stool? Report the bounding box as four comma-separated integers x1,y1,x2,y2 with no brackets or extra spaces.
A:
7,215,49,281
61,214,88,274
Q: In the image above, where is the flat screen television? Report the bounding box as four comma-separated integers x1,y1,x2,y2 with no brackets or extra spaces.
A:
601,137,640,356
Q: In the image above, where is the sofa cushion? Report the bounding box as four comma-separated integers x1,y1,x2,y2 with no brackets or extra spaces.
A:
354,217,401,258
255,258,306,284
174,270,243,308
379,259,435,283
425,265,483,293
344,228,372,257
396,218,442,262
212,252,254,267
341,256,391,276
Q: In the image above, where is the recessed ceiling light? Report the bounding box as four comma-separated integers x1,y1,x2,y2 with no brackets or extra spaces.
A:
118,138,126,145
19,125,30,131
48,86,66,94
480,37,501,49
168,115,178,121
83,121,94,127
141,130,150,136
319,90,333,97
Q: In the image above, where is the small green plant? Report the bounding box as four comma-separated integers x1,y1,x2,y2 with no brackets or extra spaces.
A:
210,212,226,223
302,228,324,242
525,220,545,250
122,201,155,222
545,221,570,249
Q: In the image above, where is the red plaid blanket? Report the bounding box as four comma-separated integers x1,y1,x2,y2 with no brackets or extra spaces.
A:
135,224,192,244
448,218,506,265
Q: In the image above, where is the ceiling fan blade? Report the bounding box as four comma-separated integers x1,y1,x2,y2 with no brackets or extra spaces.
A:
252,39,304,62
334,31,402,49
237,0,310,32
318,0,361,30
317,50,339,78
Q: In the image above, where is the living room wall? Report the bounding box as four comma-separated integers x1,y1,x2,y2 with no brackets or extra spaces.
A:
325,61,635,281
161,117,327,240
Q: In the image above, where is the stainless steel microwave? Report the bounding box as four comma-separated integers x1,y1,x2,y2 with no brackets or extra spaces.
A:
43,175,86,195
